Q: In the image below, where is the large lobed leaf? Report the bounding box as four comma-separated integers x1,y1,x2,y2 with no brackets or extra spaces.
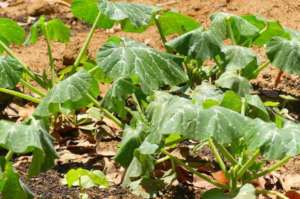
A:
71,0,114,29
210,12,259,46
96,37,188,93
0,18,25,53
266,37,300,75
147,92,300,160
34,70,99,117
0,56,23,89
166,27,223,62
25,17,70,45
157,11,200,36
98,0,159,32
0,118,57,177
0,160,33,199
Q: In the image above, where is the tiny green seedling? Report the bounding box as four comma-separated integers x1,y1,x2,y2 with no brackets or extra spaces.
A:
64,168,109,199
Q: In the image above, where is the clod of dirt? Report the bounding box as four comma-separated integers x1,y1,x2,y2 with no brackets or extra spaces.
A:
27,0,54,16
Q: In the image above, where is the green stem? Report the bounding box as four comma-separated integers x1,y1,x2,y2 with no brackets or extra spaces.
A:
214,142,238,165
236,149,260,179
44,26,56,86
86,93,122,128
71,12,102,73
20,79,46,97
156,155,170,164
161,149,227,188
208,138,227,174
5,150,14,161
241,97,246,116
256,189,289,199
251,156,290,180
0,87,41,103
226,17,236,45
0,40,43,86
154,14,169,52
254,61,270,75
132,93,147,122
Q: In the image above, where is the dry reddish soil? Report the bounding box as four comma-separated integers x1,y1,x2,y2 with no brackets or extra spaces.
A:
2,0,300,198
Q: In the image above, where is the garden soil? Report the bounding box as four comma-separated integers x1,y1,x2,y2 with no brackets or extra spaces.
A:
2,0,300,198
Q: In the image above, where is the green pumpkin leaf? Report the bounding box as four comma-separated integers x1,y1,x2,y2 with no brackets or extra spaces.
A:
34,70,99,117
210,12,259,46
115,123,146,167
98,0,160,32
71,0,114,28
220,91,242,113
266,37,300,75
158,11,200,36
0,118,57,177
191,82,223,106
103,77,141,118
201,184,256,199
234,184,256,199
65,168,109,189
0,18,25,53
147,92,300,159
216,71,252,96
0,56,23,89
166,27,223,62
0,161,34,199
242,15,290,46
96,37,188,93
25,17,70,45
221,45,259,78
245,94,270,121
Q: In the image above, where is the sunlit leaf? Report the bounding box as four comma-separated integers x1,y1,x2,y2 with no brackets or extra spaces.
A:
0,56,23,89
96,37,188,93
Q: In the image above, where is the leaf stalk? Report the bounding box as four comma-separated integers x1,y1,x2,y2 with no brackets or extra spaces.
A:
0,87,41,103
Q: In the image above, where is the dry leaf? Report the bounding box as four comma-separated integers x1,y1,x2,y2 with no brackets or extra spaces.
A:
211,170,229,185
103,157,124,185
286,191,300,199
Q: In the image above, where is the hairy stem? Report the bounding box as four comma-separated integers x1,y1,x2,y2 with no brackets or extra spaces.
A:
236,149,260,179
44,26,56,86
161,149,227,188
72,12,102,73
20,79,46,97
209,138,227,174
0,87,41,103
154,14,170,52
214,142,238,165
252,156,290,180
86,93,122,128
5,150,14,161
